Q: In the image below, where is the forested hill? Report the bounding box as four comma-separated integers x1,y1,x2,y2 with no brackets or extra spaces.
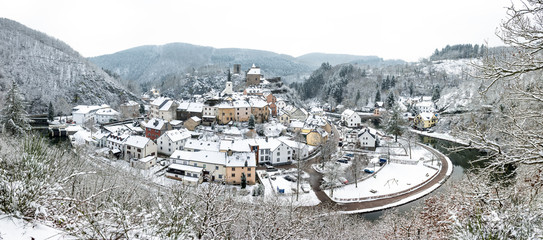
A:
0,18,138,114
430,44,486,61
297,53,405,68
290,55,477,110
89,43,314,84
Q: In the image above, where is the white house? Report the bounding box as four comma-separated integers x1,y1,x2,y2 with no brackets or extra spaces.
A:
124,135,157,161
106,133,129,157
278,137,310,160
251,138,292,165
358,128,378,149
149,97,178,121
415,101,436,113
71,105,105,125
95,108,120,124
170,150,227,182
165,163,203,185
341,109,362,128
157,129,191,156
130,156,156,170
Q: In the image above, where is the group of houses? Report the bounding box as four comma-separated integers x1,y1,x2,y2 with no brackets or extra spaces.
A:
66,64,329,186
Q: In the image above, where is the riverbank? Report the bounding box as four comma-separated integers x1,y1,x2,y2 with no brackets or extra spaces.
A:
410,129,469,146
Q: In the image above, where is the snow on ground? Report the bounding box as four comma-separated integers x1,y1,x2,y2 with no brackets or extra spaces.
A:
0,214,75,240
257,170,320,206
410,129,469,146
326,161,438,201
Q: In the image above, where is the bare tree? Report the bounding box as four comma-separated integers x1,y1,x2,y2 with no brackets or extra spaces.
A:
350,154,367,188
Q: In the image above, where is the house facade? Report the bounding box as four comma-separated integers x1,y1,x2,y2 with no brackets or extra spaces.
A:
358,128,378,149
124,135,157,160
217,103,235,125
144,118,172,140
233,100,251,122
414,112,438,129
341,109,362,128
157,129,191,156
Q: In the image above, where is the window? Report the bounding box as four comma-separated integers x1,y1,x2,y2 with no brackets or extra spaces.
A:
248,168,251,171
277,158,280,162
137,149,141,153
232,173,235,177
232,167,235,171
203,164,206,168
277,152,280,156
248,173,251,177
160,147,163,150
219,174,222,179
194,163,197,167
215,166,219,170
127,146,131,150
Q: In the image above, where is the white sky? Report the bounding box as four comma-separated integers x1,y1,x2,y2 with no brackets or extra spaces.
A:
0,0,511,62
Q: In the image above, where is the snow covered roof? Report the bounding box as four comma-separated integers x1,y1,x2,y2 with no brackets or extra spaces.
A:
72,129,94,145
138,156,155,163
72,105,103,114
278,137,307,150
263,123,286,137
219,139,252,152
341,109,356,118
290,120,304,128
358,128,376,139
217,102,234,109
151,97,170,106
159,100,174,111
226,152,256,167
96,108,119,116
144,118,167,130
168,163,203,172
107,133,129,144
247,64,261,75
177,101,190,110
190,116,201,122
125,135,151,148
233,100,251,108
187,102,203,113
250,99,268,108
122,101,139,107
170,150,226,165
253,138,283,151
419,112,438,120
184,140,220,152
170,120,182,126
163,129,191,142
223,127,242,136
415,101,434,107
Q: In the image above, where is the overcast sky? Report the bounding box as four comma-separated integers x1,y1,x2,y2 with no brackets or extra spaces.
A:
1,0,511,62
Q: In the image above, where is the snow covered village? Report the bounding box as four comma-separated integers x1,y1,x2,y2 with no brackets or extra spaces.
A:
2,1,543,239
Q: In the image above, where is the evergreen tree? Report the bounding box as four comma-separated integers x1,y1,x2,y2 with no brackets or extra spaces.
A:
248,115,255,129
432,85,441,102
355,90,361,104
241,173,247,189
408,82,414,96
139,104,145,114
386,92,395,109
227,69,231,82
375,90,381,103
385,104,405,142
1,81,30,135
47,101,55,121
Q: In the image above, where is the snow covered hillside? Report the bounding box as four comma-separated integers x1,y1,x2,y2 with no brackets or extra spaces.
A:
0,18,138,114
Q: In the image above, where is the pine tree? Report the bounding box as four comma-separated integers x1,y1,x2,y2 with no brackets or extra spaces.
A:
47,101,54,121
385,104,405,142
1,81,30,135
241,173,247,189
355,90,361,104
386,92,395,109
248,115,255,129
432,85,441,102
409,82,414,96
375,90,381,103
139,104,145,114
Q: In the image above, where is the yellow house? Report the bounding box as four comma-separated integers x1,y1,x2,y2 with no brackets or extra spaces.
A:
218,103,235,125
225,152,256,185
414,112,438,129
303,128,329,146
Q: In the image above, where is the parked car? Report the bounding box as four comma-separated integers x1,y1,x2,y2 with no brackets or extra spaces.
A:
364,168,375,174
266,165,278,172
339,177,348,184
284,175,297,182
301,183,311,193
337,159,349,164
271,175,276,180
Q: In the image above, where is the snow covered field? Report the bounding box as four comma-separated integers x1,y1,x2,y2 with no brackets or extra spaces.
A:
326,161,439,202
0,214,75,240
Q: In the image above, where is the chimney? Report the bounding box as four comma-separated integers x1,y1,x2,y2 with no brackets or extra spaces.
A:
227,149,233,156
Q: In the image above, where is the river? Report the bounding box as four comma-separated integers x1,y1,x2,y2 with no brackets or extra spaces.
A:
361,135,484,220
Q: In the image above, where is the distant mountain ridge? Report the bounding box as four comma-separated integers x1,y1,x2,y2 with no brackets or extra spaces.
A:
0,18,138,114
89,43,401,84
